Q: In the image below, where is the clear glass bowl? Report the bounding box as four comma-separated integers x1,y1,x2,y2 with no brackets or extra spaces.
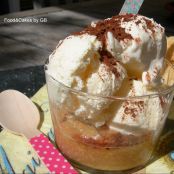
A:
45,60,174,174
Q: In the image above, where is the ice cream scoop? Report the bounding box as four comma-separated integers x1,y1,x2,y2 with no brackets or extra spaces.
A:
109,80,164,134
46,14,167,126
79,14,166,87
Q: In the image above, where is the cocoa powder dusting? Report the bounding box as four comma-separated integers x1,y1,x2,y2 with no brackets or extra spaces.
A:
75,14,134,43
146,72,151,82
122,100,144,120
99,50,121,78
74,15,135,79
74,14,157,80
124,107,138,118
135,20,142,25
144,18,156,33
73,14,137,78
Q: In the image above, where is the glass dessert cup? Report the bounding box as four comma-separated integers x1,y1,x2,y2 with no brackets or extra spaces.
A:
45,60,174,174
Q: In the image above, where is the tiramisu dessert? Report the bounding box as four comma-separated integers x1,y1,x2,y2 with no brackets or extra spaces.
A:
45,14,174,172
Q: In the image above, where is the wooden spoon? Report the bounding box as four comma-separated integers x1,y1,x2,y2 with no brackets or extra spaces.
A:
0,89,40,139
0,90,77,174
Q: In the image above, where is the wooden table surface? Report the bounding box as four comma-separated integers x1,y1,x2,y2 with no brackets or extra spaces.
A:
0,0,174,71
0,0,173,96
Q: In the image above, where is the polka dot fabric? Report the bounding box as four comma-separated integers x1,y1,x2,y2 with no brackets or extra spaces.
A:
29,134,78,174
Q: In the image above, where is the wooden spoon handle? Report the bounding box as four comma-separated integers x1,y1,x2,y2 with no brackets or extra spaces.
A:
29,134,77,174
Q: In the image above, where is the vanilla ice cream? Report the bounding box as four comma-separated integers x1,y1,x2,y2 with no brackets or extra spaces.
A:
46,14,167,127
109,80,165,137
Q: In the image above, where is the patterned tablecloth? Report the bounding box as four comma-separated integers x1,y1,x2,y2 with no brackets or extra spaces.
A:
0,85,174,174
